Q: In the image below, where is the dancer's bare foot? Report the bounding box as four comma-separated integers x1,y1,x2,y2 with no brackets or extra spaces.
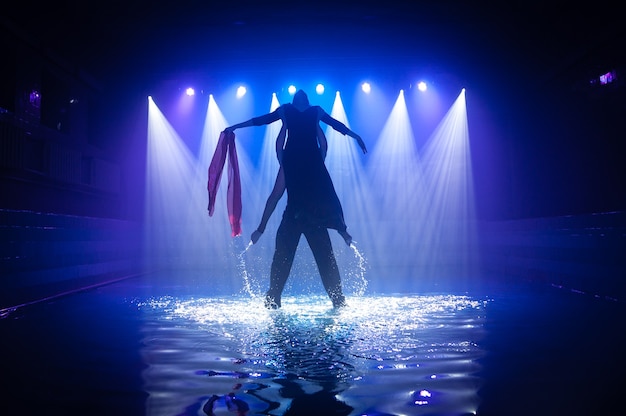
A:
332,295,347,308
264,294,281,309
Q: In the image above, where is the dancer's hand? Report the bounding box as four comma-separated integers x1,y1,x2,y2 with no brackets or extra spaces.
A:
355,134,367,154
339,230,352,247
251,229,263,244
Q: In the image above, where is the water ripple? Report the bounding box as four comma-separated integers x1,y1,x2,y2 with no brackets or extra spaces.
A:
138,293,488,415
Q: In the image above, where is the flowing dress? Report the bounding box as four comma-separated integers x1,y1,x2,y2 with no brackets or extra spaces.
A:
253,103,348,232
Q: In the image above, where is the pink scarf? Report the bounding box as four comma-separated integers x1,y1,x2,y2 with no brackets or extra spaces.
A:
207,130,242,237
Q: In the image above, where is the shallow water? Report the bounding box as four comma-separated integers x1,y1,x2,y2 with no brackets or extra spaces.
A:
139,294,487,416
1,274,624,416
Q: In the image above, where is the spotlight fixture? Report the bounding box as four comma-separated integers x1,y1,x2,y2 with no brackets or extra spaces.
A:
288,85,297,95
236,86,247,98
417,81,427,92
315,83,324,94
599,70,617,85
361,82,371,93
185,87,195,96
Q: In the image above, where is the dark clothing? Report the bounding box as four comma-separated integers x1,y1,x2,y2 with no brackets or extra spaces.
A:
251,104,350,134
253,104,349,232
267,210,345,308
252,103,350,307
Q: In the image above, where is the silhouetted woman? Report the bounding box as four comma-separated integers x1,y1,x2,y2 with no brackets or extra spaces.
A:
226,90,366,308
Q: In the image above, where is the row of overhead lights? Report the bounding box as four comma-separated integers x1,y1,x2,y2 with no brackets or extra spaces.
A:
183,81,429,97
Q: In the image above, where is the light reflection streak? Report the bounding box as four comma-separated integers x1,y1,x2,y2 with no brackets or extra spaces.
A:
139,293,488,415
143,88,478,296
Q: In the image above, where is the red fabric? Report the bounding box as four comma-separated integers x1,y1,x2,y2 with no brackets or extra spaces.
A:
226,135,242,236
207,130,242,237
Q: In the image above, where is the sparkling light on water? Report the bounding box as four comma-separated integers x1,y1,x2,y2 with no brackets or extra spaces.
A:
138,293,488,416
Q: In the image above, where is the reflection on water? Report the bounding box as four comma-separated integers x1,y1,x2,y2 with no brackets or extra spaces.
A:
139,294,488,416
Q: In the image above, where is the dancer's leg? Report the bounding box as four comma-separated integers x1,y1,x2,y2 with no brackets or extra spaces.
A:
266,214,300,308
304,226,346,307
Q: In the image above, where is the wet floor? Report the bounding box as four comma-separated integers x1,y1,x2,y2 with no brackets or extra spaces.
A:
1,272,624,416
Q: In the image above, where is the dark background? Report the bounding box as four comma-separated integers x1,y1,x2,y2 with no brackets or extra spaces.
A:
2,0,625,220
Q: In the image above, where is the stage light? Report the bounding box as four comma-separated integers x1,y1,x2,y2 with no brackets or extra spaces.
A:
417,81,427,92
288,85,297,94
236,86,247,98
185,87,195,96
29,89,41,108
599,70,616,85
361,82,371,93
316,83,325,94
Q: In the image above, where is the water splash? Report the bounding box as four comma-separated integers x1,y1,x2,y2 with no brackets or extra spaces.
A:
237,242,259,297
347,241,369,297
241,240,253,255
139,293,488,416
235,238,369,300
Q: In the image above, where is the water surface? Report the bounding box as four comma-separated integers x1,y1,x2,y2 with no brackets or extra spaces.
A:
2,275,624,416
138,294,487,416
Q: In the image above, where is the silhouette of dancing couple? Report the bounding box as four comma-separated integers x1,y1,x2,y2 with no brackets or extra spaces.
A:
224,90,367,309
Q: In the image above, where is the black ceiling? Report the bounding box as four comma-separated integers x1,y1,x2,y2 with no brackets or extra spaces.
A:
3,1,624,90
